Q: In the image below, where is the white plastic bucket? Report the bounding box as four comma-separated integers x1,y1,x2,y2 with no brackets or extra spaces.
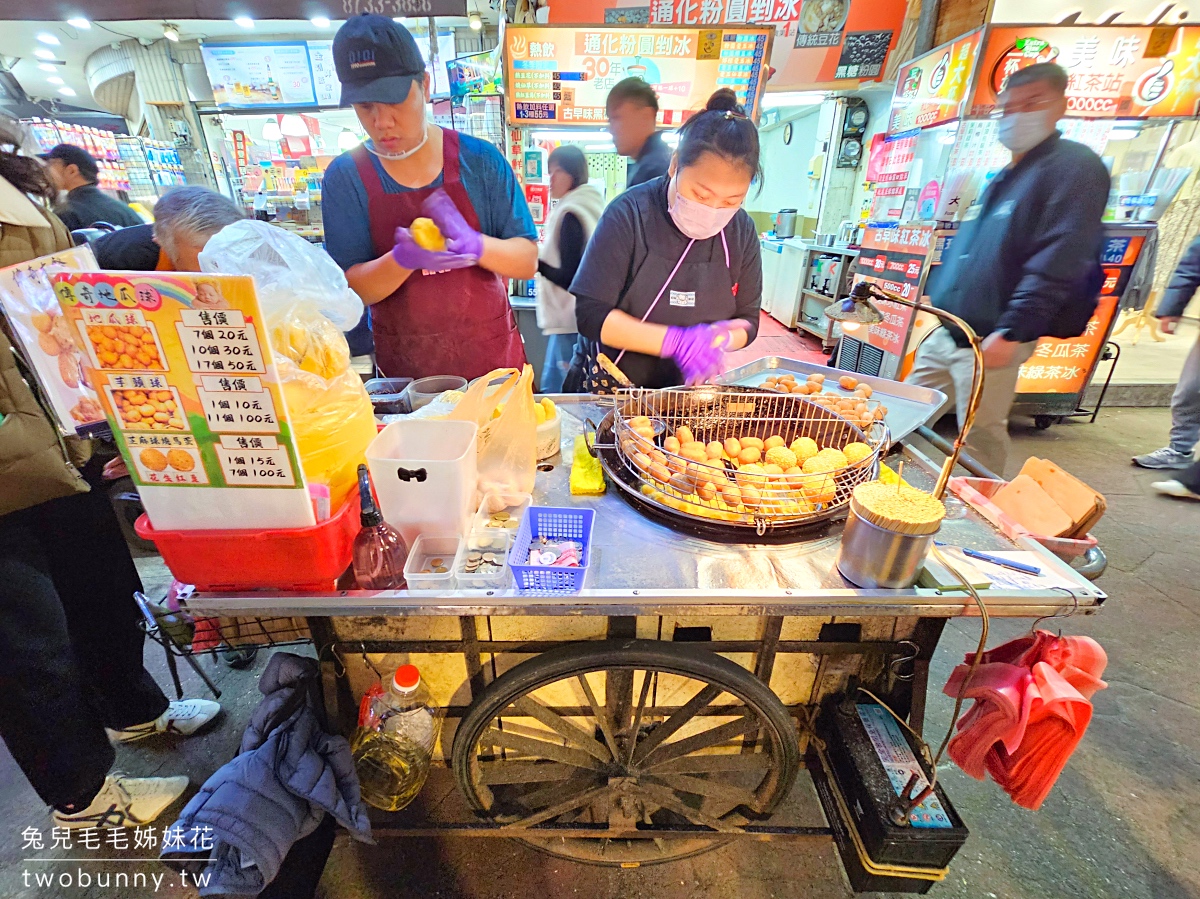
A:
367,419,478,548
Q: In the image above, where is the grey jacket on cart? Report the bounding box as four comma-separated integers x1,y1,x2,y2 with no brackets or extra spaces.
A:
162,653,372,896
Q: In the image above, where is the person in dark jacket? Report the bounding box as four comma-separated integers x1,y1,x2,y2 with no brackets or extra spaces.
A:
1133,235,1200,473
607,78,672,189
92,186,246,272
907,62,1109,475
40,143,143,231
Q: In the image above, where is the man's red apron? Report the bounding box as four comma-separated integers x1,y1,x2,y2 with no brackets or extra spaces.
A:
353,129,527,380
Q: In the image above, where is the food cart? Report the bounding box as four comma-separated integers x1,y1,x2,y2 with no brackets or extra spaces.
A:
182,383,1106,878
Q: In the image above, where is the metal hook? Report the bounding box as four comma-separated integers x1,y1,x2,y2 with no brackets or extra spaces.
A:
319,643,347,678
1030,587,1080,636
360,642,384,678
890,640,920,681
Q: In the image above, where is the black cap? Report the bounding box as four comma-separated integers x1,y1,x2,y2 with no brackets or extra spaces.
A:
334,14,426,106
38,144,99,182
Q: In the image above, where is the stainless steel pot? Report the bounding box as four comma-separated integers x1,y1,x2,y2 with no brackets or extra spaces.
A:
774,208,798,239
836,508,935,588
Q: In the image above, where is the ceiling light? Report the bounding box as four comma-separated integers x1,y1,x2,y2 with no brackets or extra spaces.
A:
234,16,255,28
311,16,331,28
66,17,90,29
469,12,483,30
584,143,615,151
261,121,282,141
337,130,360,150
47,76,64,85
38,63,57,72
34,48,56,60
163,24,180,42
280,114,308,137
57,86,76,97
37,33,61,46
760,91,826,109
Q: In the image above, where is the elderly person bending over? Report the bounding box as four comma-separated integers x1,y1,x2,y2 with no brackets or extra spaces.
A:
91,186,245,271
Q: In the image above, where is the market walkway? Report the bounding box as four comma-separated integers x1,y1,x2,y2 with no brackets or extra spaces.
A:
0,406,1196,899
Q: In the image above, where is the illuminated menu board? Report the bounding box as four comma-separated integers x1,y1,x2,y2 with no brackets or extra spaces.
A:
504,25,772,126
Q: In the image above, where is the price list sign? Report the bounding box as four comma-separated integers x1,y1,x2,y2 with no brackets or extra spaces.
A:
52,272,313,530
505,25,772,126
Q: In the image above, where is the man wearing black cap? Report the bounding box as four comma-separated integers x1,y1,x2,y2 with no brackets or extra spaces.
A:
322,14,537,380
40,144,142,232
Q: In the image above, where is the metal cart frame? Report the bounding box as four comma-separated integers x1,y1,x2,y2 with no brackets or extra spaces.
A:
186,398,1104,868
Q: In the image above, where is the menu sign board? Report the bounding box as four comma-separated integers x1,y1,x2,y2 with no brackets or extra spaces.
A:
851,225,932,355
970,25,1200,118
1016,232,1146,396
52,273,313,531
0,246,104,436
888,29,982,135
504,25,772,125
547,0,907,89
202,42,317,108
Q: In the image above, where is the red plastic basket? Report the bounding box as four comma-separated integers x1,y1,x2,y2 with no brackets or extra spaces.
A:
134,496,359,592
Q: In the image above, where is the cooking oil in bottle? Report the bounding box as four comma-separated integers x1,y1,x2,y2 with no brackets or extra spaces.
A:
351,665,442,812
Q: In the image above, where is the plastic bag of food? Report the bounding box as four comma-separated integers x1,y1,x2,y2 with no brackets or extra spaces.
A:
198,220,363,331
448,366,537,504
200,222,374,510
266,305,377,511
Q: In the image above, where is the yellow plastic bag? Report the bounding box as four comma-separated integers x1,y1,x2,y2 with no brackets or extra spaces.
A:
268,306,376,511
448,366,537,506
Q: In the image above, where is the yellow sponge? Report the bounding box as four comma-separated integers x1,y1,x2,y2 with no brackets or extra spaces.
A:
570,434,606,496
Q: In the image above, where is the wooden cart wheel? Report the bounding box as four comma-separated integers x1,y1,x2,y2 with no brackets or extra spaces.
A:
451,640,801,866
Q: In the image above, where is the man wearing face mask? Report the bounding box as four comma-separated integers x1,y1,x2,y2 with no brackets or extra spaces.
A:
907,62,1108,475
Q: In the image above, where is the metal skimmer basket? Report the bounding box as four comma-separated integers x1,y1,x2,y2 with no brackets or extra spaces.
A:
592,387,890,535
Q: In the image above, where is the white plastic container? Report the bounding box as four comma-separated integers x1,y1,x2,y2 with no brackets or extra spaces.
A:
367,419,478,548
402,535,462,592
474,491,532,547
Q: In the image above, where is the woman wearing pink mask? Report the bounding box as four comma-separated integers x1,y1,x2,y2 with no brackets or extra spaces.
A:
565,88,762,388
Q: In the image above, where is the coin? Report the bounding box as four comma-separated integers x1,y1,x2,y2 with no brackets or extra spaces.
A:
434,565,448,574
483,553,497,563
467,552,482,562
504,519,519,529
492,511,510,522
421,569,432,574
431,558,444,567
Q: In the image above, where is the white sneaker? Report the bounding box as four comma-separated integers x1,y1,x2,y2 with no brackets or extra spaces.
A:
107,699,222,743
1151,479,1200,500
52,772,188,829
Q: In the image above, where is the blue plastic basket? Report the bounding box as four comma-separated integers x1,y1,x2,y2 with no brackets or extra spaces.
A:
508,506,596,594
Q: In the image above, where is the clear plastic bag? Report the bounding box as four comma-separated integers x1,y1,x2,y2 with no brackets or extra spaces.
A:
448,366,537,505
200,222,374,510
198,220,364,331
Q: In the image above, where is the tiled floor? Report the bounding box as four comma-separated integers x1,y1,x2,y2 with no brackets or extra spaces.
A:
726,312,829,370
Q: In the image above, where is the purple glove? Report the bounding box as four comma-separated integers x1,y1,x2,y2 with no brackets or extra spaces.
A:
424,190,484,261
391,227,476,272
661,320,750,386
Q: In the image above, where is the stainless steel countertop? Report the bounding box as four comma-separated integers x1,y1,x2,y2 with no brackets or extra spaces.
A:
188,396,1106,619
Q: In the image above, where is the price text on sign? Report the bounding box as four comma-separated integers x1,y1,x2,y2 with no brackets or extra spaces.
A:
198,389,281,434
175,320,266,374
216,445,298,487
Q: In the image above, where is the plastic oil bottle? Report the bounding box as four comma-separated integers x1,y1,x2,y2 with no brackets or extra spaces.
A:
351,664,442,812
